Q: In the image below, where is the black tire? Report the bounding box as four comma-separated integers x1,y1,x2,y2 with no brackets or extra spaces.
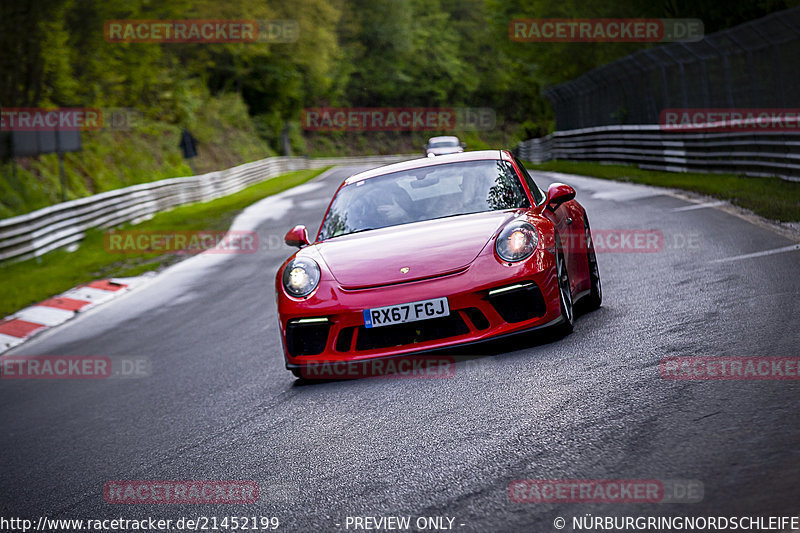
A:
584,216,602,310
555,241,574,335
290,368,303,379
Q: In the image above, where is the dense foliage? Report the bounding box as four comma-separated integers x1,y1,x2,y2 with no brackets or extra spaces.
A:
0,0,795,215
3,0,794,140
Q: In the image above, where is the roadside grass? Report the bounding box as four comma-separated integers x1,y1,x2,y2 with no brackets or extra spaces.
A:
0,167,329,318
524,160,800,222
0,92,273,219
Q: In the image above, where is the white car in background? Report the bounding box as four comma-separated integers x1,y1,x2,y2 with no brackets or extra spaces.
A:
425,136,466,157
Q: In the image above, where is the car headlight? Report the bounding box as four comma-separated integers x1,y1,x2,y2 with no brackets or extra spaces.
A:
282,257,321,297
496,221,538,262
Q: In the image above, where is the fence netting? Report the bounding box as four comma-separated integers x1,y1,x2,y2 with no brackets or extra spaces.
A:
545,7,800,131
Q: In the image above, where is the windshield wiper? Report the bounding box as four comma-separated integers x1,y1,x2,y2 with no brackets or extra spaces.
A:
337,227,379,237
427,211,479,221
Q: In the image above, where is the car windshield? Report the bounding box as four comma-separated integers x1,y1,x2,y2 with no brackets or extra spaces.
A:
428,139,459,148
318,159,530,240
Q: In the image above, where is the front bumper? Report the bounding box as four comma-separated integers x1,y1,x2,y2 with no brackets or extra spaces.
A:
277,248,562,367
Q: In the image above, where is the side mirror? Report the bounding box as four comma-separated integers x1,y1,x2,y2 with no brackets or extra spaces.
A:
460,142,467,148
546,183,576,210
284,225,310,248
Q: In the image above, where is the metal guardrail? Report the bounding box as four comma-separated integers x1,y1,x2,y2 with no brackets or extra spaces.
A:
516,136,554,164
517,124,800,182
0,154,411,263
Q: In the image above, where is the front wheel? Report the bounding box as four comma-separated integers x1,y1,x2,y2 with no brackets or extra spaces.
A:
555,244,574,334
584,217,602,310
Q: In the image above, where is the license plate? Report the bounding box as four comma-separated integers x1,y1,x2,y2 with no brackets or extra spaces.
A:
363,297,450,328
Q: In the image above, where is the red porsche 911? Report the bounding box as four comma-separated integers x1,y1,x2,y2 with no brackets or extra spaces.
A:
275,150,602,378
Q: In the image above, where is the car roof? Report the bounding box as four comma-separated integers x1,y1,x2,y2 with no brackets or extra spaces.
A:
344,150,514,185
428,135,459,142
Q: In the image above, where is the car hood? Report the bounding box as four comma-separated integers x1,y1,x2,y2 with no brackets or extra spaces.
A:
315,210,517,289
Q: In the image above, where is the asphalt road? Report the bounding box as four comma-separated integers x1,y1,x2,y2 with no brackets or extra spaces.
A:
1,164,799,532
